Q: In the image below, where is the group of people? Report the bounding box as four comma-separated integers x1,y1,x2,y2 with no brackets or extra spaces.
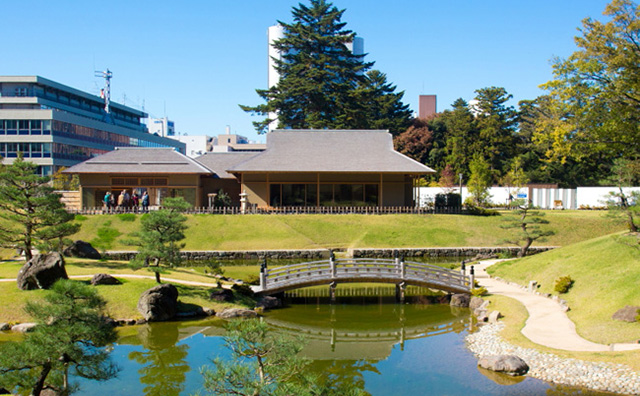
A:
103,190,149,212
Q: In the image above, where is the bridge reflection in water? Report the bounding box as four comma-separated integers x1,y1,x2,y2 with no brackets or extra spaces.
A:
262,303,471,361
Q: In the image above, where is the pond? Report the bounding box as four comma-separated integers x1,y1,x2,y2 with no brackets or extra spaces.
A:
73,298,610,396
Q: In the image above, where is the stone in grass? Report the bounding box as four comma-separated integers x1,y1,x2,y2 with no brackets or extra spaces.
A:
137,284,179,322
450,293,470,308
470,296,487,311
209,288,234,302
91,273,121,286
216,308,258,319
11,323,37,333
17,252,68,290
0,323,10,331
488,310,503,323
63,240,101,260
612,306,640,323
478,355,529,376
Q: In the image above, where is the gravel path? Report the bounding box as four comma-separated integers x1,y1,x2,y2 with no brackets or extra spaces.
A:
466,259,640,394
467,323,640,395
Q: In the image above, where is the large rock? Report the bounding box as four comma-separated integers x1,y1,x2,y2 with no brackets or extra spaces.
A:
478,355,529,376
256,296,282,310
91,273,121,286
137,284,179,322
450,293,470,308
63,240,101,259
612,305,640,323
209,288,234,302
470,296,487,311
216,308,258,319
11,323,37,333
17,252,68,290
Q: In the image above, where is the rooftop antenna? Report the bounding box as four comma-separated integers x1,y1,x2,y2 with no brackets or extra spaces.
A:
95,69,113,114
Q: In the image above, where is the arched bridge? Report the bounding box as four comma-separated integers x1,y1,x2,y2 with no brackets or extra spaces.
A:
254,256,474,300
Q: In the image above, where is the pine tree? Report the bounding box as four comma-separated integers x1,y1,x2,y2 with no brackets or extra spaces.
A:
241,0,410,135
0,280,118,396
442,98,478,178
0,155,79,261
126,197,190,283
500,203,555,257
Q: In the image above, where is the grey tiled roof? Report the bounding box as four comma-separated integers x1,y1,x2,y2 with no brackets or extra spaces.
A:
195,152,259,179
228,130,435,174
63,147,213,174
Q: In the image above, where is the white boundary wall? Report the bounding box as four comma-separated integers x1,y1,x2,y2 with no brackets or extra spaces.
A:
576,187,640,208
416,186,639,209
416,186,524,208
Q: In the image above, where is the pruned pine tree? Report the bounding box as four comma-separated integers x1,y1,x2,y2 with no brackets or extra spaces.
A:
241,0,410,135
0,280,118,396
500,202,555,257
127,197,190,283
0,155,79,261
200,319,366,396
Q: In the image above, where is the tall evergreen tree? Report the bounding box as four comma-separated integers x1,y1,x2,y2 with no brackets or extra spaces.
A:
241,0,410,134
0,155,79,261
442,98,478,178
473,87,518,178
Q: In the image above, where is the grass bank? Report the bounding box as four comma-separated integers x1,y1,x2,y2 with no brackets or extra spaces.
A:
68,211,623,251
488,232,640,345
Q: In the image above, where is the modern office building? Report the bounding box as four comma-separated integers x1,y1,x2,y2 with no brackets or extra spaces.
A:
266,24,364,132
0,76,185,176
147,117,175,137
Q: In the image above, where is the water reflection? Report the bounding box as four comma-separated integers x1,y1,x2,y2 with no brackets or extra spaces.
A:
126,324,190,396
263,300,470,360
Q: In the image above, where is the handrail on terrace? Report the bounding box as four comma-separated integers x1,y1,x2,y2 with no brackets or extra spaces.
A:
255,256,474,296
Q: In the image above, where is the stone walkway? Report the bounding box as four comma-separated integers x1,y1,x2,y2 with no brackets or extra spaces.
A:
475,260,640,352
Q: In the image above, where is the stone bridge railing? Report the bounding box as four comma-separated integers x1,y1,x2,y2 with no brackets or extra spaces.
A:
255,255,474,299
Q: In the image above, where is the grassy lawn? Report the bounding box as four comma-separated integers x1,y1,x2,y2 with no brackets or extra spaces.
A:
488,232,640,345
69,211,624,251
486,295,640,371
0,259,257,324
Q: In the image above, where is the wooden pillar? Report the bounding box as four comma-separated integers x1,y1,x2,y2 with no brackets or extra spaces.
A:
395,281,406,304
329,281,337,304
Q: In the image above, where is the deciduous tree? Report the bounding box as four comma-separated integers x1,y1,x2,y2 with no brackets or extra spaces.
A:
539,0,640,161
467,155,492,207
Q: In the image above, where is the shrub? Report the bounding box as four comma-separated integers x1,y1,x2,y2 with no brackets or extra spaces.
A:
244,274,261,285
471,287,488,297
117,213,136,222
554,275,574,294
232,283,254,297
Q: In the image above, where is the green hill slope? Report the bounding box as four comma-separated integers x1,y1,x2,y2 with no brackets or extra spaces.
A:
68,211,623,251
488,232,640,344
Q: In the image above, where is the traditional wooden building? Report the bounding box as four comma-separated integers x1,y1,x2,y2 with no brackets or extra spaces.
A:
65,130,434,209
227,130,434,208
63,147,212,207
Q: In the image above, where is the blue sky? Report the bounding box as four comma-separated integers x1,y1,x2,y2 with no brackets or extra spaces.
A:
2,0,613,143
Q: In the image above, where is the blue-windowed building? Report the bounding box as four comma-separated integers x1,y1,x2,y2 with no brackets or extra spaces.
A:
0,76,185,175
